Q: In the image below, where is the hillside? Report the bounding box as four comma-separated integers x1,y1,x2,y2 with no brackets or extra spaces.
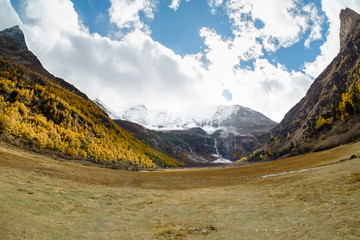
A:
256,8,360,161
0,26,183,168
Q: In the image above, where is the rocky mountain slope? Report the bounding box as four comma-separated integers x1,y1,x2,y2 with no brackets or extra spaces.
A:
0,26,182,168
258,8,360,160
0,26,87,99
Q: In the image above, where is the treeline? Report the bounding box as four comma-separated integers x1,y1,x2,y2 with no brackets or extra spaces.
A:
0,59,183,168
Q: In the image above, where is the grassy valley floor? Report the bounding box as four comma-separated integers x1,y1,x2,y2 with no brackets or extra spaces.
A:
0,141,360,239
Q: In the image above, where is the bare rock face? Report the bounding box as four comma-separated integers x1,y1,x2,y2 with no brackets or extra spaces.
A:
340,8,360,50
0,25,27,50
0,25,88,99
262,8,360,159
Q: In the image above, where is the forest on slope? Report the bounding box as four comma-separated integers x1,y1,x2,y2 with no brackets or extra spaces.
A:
0,58,183,168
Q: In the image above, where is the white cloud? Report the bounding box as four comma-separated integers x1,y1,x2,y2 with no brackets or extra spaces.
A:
169,0,192,12
109,0,156,31
229,59,312,120
0,0,21,29
225,0,325,52
208,0,223,7
303,3,324,48
208,0,223,13
169,0,181,11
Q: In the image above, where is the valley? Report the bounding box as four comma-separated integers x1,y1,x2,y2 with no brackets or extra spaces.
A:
1,141,360,239
1,4,360,240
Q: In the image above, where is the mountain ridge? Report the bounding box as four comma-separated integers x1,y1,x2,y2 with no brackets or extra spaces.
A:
0,25,88,100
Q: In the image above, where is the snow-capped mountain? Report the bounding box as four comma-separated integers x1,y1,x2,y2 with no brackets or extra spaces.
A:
104,104,278,165
95,101,277,164
120,104,277,136
122,105,184,129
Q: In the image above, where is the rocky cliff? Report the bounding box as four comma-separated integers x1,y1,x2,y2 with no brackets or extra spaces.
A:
260,8,360,160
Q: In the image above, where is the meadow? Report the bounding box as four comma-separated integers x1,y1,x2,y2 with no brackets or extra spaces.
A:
0,141,360,239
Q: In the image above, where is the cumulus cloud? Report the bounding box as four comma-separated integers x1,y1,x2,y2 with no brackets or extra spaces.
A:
303,3,324,48
208,0,223,7
225,0,325,52
109,0,156,31
169,0,181,11
208,0,223,13
0,0,21,29
169,0,192,12
229,59,312,119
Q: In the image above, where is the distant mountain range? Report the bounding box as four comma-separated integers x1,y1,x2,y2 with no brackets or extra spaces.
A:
97,103,277,164
118,104,276,135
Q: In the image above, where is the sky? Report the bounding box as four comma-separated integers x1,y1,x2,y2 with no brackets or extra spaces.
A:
1,0,360,122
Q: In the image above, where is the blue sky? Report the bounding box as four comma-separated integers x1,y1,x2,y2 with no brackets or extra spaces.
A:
10,0,326,71
2,0,360,121
35,0,328,71
149,0,233,55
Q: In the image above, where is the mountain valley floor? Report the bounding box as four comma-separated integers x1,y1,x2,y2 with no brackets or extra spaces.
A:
0,141,360,239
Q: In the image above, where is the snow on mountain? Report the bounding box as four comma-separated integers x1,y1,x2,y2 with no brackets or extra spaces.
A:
94,99,276,138
123,105,185,130
120,104,277,136
112,103,277,164
93,98,122,120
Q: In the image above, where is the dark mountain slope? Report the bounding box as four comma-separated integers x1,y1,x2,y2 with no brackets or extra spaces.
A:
0,26,182,168
114,120,215,165
259,8,360,160
115,118,269,165
0,25,87,99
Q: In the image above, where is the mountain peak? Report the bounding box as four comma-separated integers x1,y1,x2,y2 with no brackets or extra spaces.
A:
339,8,360,50
0,25,27,50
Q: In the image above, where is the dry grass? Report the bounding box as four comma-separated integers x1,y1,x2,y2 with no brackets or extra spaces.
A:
0,141,360,239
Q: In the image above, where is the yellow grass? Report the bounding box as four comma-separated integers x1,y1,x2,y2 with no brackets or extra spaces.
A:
0,141,360,239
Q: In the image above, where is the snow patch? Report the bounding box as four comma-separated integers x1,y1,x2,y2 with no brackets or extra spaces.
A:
94,98,122,120
213,158,233,164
